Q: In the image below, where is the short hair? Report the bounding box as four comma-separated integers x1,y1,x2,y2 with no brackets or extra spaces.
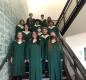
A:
41,14,44,17
42,27,48,30
29,13,33,16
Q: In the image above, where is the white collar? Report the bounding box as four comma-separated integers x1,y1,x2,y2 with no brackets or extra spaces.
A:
51,39,56,43
18,41,22,44
38,32,42,36
48,26,55,29
23,31,30,35
33,39,37,43
41,19,45,21
34,24,41,27
18,25,24,29
41,34,49,39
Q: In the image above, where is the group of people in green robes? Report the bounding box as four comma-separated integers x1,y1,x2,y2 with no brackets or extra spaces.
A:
8,13,63,80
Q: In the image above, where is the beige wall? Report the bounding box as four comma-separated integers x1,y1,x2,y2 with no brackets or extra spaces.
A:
27,0,67,20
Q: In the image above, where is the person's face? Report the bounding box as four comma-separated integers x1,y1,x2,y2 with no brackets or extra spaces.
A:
49,22,54,26
17,32,23,39
32,32,37,39
47,17,51,21
50,32,56,39
42,29,48,35
36,21,39,25
20,20,25,26
24,25,29,30
41,15,44,19
29,14,33,18
38,28,41,32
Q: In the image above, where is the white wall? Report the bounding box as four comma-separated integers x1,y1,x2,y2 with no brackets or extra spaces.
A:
0,0,28,79
66,32,86,69
27,0,67,20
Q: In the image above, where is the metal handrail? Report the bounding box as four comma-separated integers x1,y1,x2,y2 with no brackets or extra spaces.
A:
0,53,9,71
56,0,86,35
56,0,72,26
59,36,86,79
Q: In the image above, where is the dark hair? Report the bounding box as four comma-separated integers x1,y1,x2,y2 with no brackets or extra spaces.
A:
42,27,48,30
41,14,44,17
29,13,33,16
19,19,25,25
23,23,29,31
49,20,55,25
48,36,59,50
35,19,40,22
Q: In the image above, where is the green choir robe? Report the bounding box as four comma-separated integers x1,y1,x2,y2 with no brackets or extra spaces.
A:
41,34,50,72
41,34,50,60
48,26,60,37
48,42,63,80
16,25,24,34
32,24,42,32
26,39,42,80
23,31,31,41
10,40,25,76
26,18,35,30
40,19,47,27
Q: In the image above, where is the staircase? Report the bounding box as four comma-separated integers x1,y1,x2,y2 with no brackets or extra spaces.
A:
0,0,86,80
22,61,68,80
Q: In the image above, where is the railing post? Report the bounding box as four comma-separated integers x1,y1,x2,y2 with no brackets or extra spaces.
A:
74,60,77,80
63,12,65,27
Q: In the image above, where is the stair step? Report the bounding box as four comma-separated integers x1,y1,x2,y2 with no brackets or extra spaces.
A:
22,78,50,80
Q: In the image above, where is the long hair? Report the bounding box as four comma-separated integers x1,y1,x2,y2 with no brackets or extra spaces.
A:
31,31,40,45
19,19,25,26
15,32,24,42
48,36,59,50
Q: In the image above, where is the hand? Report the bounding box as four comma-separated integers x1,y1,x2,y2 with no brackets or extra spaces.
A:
61,59,63,62
7,58,12,64
45,59,48,62
24,59,29,63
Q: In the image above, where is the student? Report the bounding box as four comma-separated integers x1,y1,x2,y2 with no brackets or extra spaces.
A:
16,19,25,34
9,32,26,80
46,17,52,26
40,14,47,27
48,21,60,37
32,19,42,32
41,27,49,74
26,13,35,30
23,24,31,41
38,27,43,37
48,32,63,80
26,31,42,80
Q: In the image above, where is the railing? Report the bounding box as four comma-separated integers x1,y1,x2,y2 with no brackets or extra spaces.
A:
56,0,86,35
59,36,86,80
0,53,9,71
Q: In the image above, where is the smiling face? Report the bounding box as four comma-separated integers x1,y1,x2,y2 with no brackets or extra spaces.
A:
42,28,48,35
24,24,29,31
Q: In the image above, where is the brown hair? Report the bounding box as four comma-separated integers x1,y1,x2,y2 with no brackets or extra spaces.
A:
15,32,24,42
48,36,59,50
